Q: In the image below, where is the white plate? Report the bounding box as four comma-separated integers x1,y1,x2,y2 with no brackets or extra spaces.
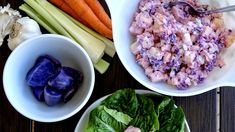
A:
74,90,191,132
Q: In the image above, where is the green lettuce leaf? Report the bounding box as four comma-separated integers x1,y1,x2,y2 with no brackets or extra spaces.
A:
130,95,160,132
156,97,172,115
86,105,127,132
158,107,185,132
103,106,133,125
144,94,185,132
102,89,139,117
86,115,115,132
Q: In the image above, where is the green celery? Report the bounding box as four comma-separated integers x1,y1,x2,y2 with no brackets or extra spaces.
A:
19,4,58,34
94,59,110,74
24,0,71,38
61,11,116,58
33,0,106,64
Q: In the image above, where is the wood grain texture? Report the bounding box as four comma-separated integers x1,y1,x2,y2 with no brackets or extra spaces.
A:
221,87,235,132
0,1,30,132
0,44,31,132
0,0,233,132
174,90,217,132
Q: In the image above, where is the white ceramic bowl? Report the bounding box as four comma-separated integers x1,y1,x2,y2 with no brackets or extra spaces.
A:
3,34,95,122
74,90,191,132
105,0,235,96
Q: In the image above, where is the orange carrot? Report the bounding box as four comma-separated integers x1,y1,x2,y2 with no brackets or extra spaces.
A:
84,0,112,30
64,0,113,39
49,0,91,28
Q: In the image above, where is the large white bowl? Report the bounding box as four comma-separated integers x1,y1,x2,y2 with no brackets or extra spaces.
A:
74,90,191,132
105,0,235,96
3,34,95,122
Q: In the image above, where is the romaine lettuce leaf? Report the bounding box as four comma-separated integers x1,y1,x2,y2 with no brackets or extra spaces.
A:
158,107,185,132
144,94,185,132
102,89,139,117
103,106,133,125
157,97,172,115
86,105,127,132
130,95,160,132
86,115,116,132
144,94,171,115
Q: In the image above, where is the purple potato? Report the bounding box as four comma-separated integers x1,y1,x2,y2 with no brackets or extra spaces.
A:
26,56,61,87
63,87,78,103
44,86,62,106
48,70,74,92
62,67,83,83
48,67,83,92
35,55,61,68
31,87,44,102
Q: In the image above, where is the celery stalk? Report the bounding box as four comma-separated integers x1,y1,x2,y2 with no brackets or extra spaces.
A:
19,4,58,34
24,0,71,38
94,59,110,74
61,12,116,58
33,0,106,64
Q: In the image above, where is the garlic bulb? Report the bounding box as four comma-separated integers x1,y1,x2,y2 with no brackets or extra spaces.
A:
0,4,42,50
8,17,42,50
0,4,21,46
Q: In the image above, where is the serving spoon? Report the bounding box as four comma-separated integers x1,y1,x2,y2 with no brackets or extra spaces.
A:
168,1,235,16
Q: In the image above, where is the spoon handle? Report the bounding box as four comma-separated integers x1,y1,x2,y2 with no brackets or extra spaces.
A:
207,5,235,14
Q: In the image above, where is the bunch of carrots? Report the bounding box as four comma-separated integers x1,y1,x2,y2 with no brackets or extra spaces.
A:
49,0,112,39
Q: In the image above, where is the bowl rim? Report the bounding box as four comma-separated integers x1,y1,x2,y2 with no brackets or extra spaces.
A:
2,34,95,122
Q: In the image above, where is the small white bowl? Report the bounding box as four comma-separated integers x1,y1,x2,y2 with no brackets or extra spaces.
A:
3,34,95,122
105,0,235,96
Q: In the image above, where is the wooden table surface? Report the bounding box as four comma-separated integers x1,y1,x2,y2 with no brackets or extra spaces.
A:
1,0,235,132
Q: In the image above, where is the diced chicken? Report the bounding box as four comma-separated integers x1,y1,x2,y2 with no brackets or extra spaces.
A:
145,66,153,75
196,55,205,65
225,32,235,47
147,47,161,58
137,32,154,49
184,51,196,64
161,44,171,52
216,58,225,68
148,71,166,82
202,26,213,36
138,57,150,69
136,12,153,28
212,18,224,29
171,6,188,24
129,22,144,35
124,126,141,132
183,33,193,45
131,41,140,54
163,52,171,63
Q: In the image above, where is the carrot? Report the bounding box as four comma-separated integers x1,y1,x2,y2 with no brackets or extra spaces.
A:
84,0,112,30
49,0,91,28
64,0,113,39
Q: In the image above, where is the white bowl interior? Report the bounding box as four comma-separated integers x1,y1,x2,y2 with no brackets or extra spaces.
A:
110,0,235,96
3,34,94,122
